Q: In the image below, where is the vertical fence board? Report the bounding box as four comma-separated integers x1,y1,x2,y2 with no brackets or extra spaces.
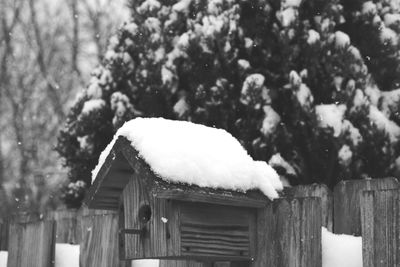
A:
80,212,128,267
47,209,81,244
361,189,400,267
7,220,55,267
0,218,8,250
253,197,322,267
283,184,333,231
333,177,399,235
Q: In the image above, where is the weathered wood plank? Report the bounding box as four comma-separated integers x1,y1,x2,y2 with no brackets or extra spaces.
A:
333,177,399,235
0,218,8,250
159,260,211,267
361,189,400,267
47,209,81,244
283,184,333,231
253,197,322,267
80,213,128,267
7,220,55,267
155,190,266,208
178,202,255,260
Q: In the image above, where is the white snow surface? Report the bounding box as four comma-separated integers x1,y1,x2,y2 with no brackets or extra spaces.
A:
0,251,7,267
369,106,400,143
307,29,320,45
131,260,160,267
384,13,400,26
283,0,302,8
380,27,398,45
362,1,377,15
322,228,362,267
279,8,297,27
260,106,281,137
92,118,282,199
269,153,296,176
338,145,352,166
315,104,346,137
55,244,79,267
296,83,313,107
334,31,350,48
81,99,106,114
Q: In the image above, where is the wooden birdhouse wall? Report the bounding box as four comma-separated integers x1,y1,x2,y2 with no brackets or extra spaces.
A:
121,174,176,260
120,173,257,261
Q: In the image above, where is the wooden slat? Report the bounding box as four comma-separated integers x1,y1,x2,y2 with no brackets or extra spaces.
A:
253,197,322,267
361,189,400,267
178,201,255,260
159,260,211,267
47,209,81,244
7,220,55,267
0,218,8,250
80,213,128,267
334,177,399,235
283,183,333,231
83,137,132,210
155,190,266,208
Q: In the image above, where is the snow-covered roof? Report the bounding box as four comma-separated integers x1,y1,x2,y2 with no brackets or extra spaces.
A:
92,117,282,199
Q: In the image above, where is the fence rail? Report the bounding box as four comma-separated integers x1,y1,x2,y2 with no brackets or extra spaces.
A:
0,177,399,267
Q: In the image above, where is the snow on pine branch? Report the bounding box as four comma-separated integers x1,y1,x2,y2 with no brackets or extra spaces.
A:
92,118,282,199
81,99,106,114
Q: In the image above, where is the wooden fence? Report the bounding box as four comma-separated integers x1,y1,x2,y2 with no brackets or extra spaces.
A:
0,178,399,267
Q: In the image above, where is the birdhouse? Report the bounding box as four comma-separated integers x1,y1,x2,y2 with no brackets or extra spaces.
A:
84,136,274,261
84,118,281,261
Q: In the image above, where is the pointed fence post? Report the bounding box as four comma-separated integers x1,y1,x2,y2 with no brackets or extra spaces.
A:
283,184,333,231
361,189,400,267
333,177,399,235
253,197,322,267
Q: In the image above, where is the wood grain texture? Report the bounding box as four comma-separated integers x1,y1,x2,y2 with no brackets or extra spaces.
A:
80,212,128,267
0,218,8,250
155,190,266,208
283,184,333,231
47,209,81,244
159,260,211,267
178,202,255,260
361,189,400,267
7,220,55,267
253,197,322,267
333,177,399,235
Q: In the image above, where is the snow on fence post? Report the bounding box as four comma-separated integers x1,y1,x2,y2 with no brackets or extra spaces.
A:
283,184,333,231
333,177,399,235
361,189,400,267
7,219,55,267
80,211,129,267
254,197,322,267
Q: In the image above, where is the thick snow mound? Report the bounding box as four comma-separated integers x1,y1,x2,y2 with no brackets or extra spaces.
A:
55,244,79,267
92,118,282,199
322,228,362,267
0,251,7,267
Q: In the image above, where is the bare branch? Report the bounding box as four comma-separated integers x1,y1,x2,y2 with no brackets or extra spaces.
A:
69,0,81,76
28,0,65,119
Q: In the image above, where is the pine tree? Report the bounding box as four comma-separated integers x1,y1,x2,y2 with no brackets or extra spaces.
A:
57,0,400,206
